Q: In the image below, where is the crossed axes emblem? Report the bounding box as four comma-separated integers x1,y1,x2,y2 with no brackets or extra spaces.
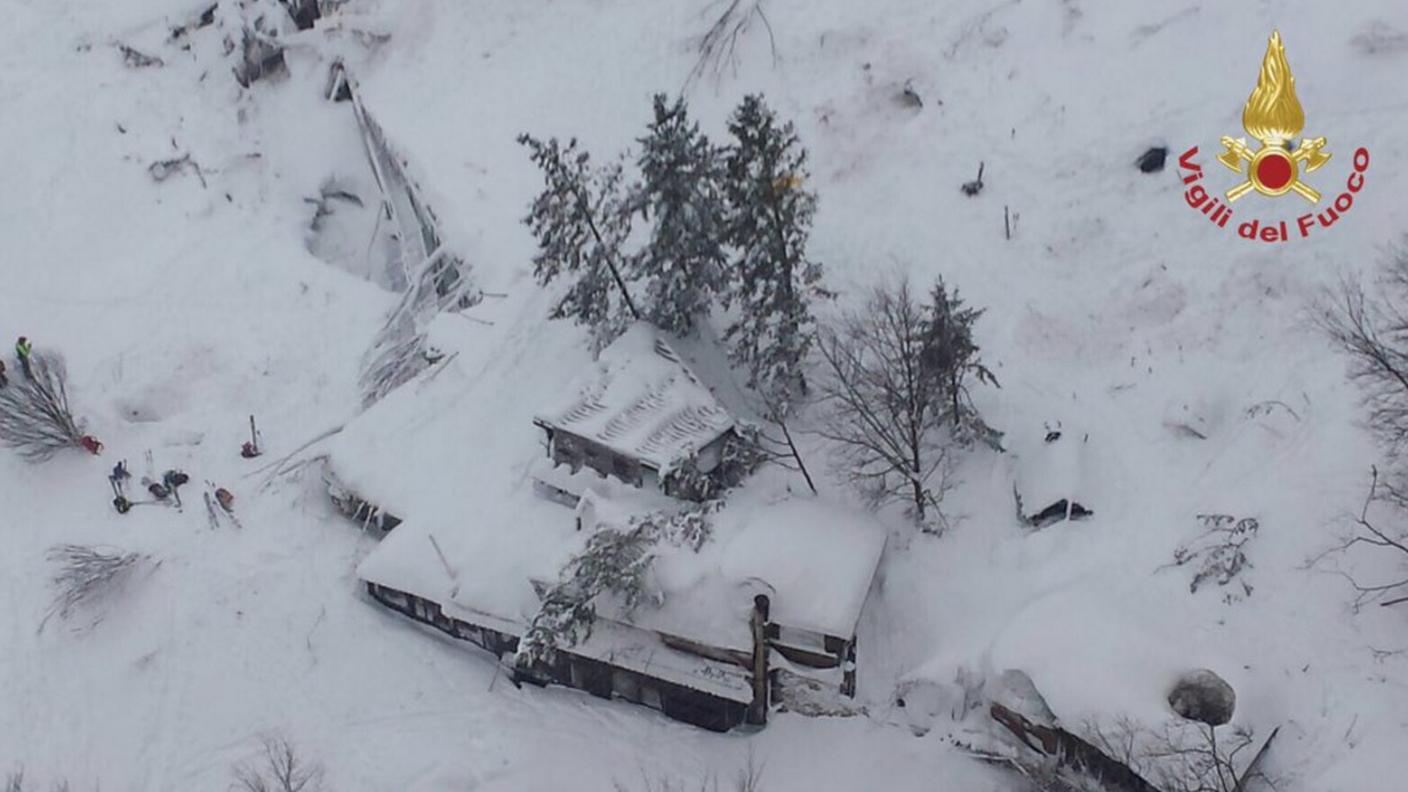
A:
1216,136,1330,203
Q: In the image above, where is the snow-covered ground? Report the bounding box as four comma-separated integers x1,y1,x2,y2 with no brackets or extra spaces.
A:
2,0,1407,789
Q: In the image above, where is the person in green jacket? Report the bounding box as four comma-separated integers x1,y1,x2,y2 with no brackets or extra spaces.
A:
15,336,32,379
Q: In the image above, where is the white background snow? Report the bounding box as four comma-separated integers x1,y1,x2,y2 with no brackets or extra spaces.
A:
1,0,1406,789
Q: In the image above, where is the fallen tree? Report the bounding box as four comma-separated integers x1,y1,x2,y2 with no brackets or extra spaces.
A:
0,352,92,461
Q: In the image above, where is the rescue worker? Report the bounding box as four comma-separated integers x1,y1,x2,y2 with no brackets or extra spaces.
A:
15,336,33,380
109,461,132,514
162,469,188,507
110,461,131,492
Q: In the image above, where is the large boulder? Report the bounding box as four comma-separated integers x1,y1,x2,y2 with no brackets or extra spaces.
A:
1168,669,1236,726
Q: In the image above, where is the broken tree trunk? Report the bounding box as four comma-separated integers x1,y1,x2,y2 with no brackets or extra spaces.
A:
990,703,1163,792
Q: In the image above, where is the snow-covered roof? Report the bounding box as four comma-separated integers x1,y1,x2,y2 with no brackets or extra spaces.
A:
336,311,884,674
356,485,889,658
533,323,736,471
570,618,755,704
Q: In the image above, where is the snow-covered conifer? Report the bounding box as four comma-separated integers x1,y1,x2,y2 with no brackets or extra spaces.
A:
720,95,826,411
519,134,640,349
919,277,1001,449
631,94,729,335
515,525,656,668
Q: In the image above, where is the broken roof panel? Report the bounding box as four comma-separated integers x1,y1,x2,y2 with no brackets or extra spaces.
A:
534,323,736,471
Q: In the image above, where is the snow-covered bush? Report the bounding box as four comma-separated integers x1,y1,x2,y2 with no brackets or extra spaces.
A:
218,0,293,87
4,770,72,792
614,750,765,792
0,352,87,462
40,544,156,633
1168,515,1259,603
662,433,764,503
232,735,325,792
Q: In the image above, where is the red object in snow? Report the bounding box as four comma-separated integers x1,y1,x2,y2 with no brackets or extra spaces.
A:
240,441,261,459
80,435,103,455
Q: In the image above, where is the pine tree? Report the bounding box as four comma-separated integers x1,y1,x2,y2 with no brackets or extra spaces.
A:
515,504,719,668
516,524,656,668
519,134,640,347
919,278,1001,448
632,94,728,335
721,95,827,412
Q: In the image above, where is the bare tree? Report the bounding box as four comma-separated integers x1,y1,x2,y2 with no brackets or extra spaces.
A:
685,0,778,89
0,352,87,461
5,770,73,792
1316,244,1408,608
815,279,955,530
1083,717,1273,792
40,544,157,634
1317,244,1408,468
233,736,325,792
1315,467,1408,609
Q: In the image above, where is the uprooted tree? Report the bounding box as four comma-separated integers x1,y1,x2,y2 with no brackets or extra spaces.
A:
40,544,157,634
0,352,88,461
519,134,640,349
515,504,718,668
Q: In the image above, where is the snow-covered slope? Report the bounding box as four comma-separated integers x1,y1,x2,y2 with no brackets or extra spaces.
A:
2,0,1406,789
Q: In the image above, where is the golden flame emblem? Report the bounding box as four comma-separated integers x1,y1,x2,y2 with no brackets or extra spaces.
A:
1216,31,1330,203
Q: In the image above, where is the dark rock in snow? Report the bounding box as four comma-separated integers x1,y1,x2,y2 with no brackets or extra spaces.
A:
1168,668,1236,726
896,79,923,109
1136,146,1168,173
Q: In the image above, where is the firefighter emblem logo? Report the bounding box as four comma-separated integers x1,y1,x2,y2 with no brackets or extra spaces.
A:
1216,31,1330,203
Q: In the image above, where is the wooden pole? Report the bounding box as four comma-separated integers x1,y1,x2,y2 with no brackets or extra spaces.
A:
427,533,457,580
249,414,259,452
1004,205,1011,240
747,594,771,725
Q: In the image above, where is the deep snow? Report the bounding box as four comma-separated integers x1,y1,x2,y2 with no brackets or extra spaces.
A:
2,0,1407,790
